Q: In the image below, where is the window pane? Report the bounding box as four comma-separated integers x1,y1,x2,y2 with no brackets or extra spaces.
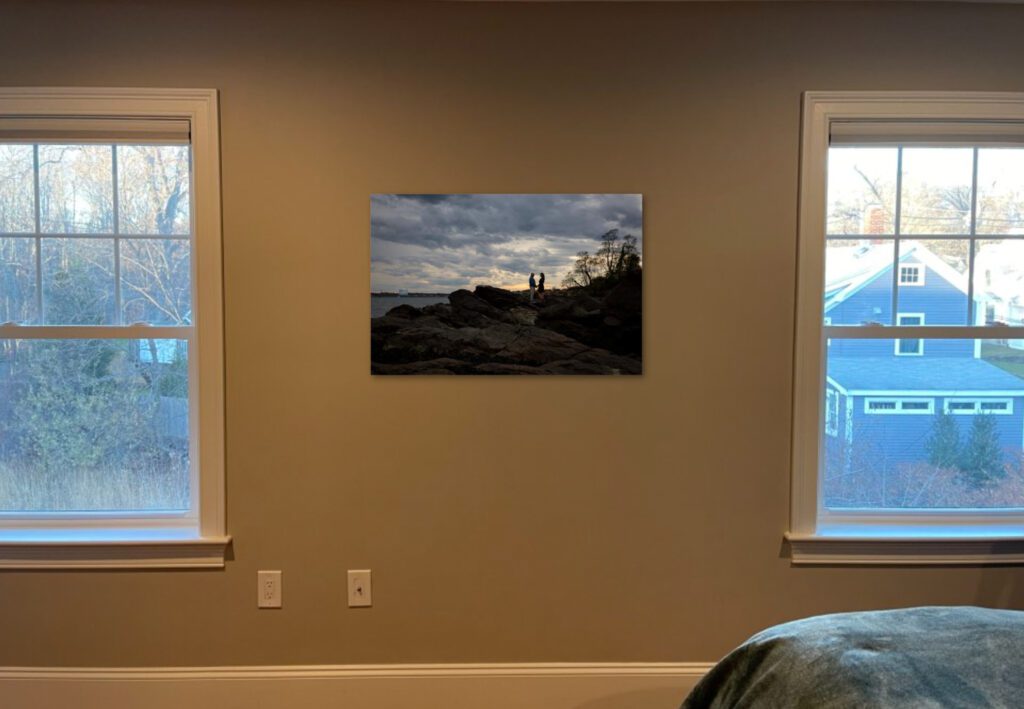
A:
0,339,190,512
121,238,191,325
117,145,191,235
900,148,973,235
0,238,36,323
976,148,1024,235
0,145,35,233
38,145,114,234
41,238,115,324
975,239,1024,329
825,240,894,325
824,339,1024,509
827,147,897,235
896,239,969,325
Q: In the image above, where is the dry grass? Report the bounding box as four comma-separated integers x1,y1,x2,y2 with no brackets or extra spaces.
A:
0,458,189,512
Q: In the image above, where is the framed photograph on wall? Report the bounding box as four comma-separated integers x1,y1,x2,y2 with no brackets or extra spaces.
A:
371,194,642,375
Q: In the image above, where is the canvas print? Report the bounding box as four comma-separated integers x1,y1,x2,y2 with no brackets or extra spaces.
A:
371,194,642,375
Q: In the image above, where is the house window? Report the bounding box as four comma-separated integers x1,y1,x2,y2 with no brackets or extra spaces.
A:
944,398,1014,415
899,264,924,286
790,92,1024,564
895,313,924,355
864,397,935,414
0,89,226,568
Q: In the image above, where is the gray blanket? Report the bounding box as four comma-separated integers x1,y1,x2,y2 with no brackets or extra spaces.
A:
682,606,1024,709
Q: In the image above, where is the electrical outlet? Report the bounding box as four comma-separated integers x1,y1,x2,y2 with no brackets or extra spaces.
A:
258,570,282,608
347,569,372,607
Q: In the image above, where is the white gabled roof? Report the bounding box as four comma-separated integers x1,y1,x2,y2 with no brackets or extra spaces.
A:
824,241,968,313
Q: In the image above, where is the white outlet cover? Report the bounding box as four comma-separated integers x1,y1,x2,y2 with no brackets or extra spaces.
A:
258,570,282,609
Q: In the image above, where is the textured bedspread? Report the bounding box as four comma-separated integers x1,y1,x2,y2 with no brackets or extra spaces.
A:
682,606,1024,709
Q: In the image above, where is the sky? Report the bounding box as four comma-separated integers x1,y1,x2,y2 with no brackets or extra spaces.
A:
370,194,643,293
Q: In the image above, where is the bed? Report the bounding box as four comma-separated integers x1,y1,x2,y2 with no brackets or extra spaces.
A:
682,606,1024,708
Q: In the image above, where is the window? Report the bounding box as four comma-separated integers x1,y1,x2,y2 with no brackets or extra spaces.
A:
0,89,225,568
895,313,924,355
944,398,1013,415
864,397,935,415
790,92,1024,565
899,264,924,286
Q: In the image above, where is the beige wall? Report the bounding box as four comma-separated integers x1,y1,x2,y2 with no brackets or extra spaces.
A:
0,0,1022,668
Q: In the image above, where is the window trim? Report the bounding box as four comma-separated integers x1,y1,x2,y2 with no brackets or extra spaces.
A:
0,88,227,569
789,91,1024,565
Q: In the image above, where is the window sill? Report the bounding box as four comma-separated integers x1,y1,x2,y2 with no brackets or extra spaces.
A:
785,527,1024,565
0,530,231,569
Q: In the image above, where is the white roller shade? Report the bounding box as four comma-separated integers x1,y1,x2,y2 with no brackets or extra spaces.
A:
0,116,190,144
830,119,1024,147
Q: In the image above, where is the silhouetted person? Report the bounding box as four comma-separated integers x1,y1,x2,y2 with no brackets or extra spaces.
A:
529,272,536,303
537,272,546,302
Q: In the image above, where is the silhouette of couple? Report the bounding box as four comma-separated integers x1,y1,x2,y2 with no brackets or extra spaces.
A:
528,272,545,304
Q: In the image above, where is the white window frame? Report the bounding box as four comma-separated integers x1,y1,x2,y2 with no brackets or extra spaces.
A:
944,398,1014,415
894,313,925,356
0,88,227,569
788,92,1024,565
898,264,924,286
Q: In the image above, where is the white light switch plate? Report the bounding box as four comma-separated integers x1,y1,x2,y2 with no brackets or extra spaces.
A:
347,569,372,607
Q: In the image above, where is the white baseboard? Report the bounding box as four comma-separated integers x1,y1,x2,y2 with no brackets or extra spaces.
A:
0,662,712,709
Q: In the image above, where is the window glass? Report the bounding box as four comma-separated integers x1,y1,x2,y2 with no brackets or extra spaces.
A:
0,145,35,233
38,145,114,234
827,147,898,236
121,238,191,325
976,148,1024,235
824,339,1024,509
900,148,974,235
117,145,191,235
0,338,189,512
0,238,36,323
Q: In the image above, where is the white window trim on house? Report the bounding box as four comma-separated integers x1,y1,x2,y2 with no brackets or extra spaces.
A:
0,88,227,569
788,91,1024,566
944,398,1014,415
895,313,925,356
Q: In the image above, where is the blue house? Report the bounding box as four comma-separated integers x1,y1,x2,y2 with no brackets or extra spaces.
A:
823,242,1024,472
